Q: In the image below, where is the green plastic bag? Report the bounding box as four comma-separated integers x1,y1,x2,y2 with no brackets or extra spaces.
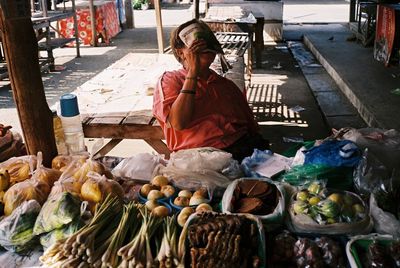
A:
34,192,81,235
40,220,83,249
278,164,353,190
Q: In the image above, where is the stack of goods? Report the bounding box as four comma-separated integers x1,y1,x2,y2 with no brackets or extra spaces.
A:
270,231,345,268
230,179,278,215
183,212,263,268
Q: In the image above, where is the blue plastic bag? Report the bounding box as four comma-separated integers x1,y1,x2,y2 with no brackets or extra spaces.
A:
304,140,361,168
241,149,274,178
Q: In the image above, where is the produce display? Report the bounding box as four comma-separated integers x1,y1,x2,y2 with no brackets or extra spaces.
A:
270,231,345,268
230,179,278,214
184,212,262,268
0,132,398,268
291,182,366,225
350,239,400,268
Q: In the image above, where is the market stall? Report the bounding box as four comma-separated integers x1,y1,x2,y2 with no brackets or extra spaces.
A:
59,0,121,46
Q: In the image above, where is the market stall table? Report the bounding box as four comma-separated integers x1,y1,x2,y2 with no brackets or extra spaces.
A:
58,0,120,45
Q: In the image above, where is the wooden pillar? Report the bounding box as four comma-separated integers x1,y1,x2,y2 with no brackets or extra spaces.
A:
72,0,80,57
89,0,97,46
0,0,57,166
350,0,356,22
125,0,134,29
154,0,164,54
193,0,199,19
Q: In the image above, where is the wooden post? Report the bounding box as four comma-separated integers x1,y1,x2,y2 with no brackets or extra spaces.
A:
89,0,97,46
0,0,57,166
193,0,199,19
124,0,134,29
154,0,164,54
349,0,356,22
72,0,80,57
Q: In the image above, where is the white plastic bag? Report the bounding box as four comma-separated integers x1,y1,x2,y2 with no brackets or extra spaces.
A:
370,194,400,237
112,153,166,182
168,147,234,172
221,178,286,231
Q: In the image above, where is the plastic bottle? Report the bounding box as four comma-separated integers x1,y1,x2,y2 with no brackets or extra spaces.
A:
60,93,86,155
52,110,68,155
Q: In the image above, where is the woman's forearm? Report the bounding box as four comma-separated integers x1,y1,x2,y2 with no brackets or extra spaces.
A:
168,75,198,130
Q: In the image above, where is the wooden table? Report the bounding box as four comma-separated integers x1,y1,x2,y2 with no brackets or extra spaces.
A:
203,6,264,69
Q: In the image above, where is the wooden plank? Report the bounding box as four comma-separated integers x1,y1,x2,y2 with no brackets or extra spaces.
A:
0,0,57,166
145,139,170,159
83,124,165,140
89,117,125,125
154,0,164,54
93,139,123,158
194,0,199,19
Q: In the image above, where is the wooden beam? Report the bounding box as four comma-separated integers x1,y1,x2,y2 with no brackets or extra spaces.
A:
124,0,134,29
154,0,164,54
89,0,97,46
0,0,57,166
194,0,199,19
83,123,165,140
349,0,356,22
72,0,80,57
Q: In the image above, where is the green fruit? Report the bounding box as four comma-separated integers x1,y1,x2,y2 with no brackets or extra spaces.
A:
296,191,309,202
343,194,354,206
308,182,322,195
326,218,337,224
328,193,343,205
293,201,308,215
308,196,321,206
353,203,365,214
318,200,340,218
341,204,355,222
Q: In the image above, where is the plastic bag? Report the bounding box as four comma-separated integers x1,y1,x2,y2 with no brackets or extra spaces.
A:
39,220,83,250
80,171,123,212
3,177,51,216
288,189,373,235
221,178,286,231
279,164,354,190
304,140,361,167
51,155,88,172
33,191,81,235
112,153,166,182
370,194,400,237
339,127,400,169
154,164,233,194
0,154,37,185
0,200,41,252
241,149,292,178
33,152,62,187
178,212,266,267
168,147,235,172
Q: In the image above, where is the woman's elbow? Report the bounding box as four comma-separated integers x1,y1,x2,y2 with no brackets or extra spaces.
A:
170,119,189,131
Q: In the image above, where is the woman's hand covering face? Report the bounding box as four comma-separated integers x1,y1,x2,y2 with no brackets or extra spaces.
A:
182,39,208,76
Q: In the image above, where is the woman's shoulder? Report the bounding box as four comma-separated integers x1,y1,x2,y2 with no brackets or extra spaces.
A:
162,69,186,81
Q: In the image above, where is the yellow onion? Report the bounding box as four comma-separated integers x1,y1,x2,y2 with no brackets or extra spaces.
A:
0,168,10,191
177,207,194,227
174,196,189,207
152,206,169,217
160,185,175,198
196,203,213,213
147,190,164,201
80,173,123,205
151,175,169,187
178,190,192,199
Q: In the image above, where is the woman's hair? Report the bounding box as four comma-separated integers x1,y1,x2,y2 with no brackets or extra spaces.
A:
170,19,222,64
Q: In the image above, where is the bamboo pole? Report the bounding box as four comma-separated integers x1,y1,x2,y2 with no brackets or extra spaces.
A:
193,0,199,19
154,0,164,54
0,0,57,166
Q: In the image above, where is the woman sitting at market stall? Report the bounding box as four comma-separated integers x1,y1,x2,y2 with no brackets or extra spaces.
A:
153,19,269,161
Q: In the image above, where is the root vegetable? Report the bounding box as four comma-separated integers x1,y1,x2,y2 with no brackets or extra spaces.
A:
195,203,212,213
160,185,175,198
152,206,169,217
174,196,189,207
145,200,159,211
147,190,164,201
178,190,192,199
177,207,194,227
151,175,169,187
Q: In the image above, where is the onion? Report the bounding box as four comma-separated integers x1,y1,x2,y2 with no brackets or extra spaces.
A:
196,203,213,212
145,200,159,211
189,196,208,206
178,190,192,199
174,196,189,207
161,185,175,198
147,189,164,200
140,184,154,197
177,207,195,227
152,205,169,217
151,175,169,187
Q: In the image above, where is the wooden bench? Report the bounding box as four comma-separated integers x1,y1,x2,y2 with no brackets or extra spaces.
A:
82,110,170,158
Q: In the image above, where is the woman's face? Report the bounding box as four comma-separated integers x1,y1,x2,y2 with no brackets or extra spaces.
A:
178,47,216,70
